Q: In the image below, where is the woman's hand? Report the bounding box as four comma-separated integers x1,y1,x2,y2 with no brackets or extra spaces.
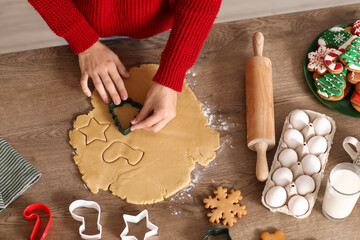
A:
78,41,129,105
130,83,177,133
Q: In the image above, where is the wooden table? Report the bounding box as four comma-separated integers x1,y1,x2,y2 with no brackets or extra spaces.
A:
1,4,360,239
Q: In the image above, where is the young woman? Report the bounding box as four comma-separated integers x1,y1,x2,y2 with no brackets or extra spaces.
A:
29,0,222,132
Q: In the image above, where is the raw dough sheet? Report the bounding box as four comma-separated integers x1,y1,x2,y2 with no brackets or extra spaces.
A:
69,64,220,204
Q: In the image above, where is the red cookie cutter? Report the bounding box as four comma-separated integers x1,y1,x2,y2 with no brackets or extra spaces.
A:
23,203,52,240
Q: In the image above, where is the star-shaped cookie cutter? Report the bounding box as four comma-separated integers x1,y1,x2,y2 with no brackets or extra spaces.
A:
120,209,158,240
69,200,102,240
109,98,143,135
202,228,232,240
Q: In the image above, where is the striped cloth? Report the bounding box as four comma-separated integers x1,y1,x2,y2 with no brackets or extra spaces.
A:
0,137,41,213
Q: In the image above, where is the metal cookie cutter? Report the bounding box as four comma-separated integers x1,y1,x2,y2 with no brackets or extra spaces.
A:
120,209,158,240
69,200,102,240
109,98,143,135
203,228,232,240
23,203,52,240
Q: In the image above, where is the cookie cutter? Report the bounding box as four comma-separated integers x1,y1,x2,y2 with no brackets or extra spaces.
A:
120,209,158,240
202,228,232,240
69,200,102,240
23,203,52,240
109,98,143,135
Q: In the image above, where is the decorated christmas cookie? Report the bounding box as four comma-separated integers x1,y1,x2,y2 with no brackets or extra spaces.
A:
324,49,344,74
353,20,360,36
340,38,360,72
314,68,348,101
351,90,360,112
308,46,340,75
338,35,358,52
318,27,352,49
347,71,360,84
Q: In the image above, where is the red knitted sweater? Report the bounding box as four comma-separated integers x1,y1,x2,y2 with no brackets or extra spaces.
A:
28,0,222,92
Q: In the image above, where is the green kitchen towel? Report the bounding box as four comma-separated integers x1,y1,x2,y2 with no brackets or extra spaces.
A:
0,137,41,213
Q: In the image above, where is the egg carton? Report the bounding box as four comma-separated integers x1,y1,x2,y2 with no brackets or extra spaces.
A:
261,109,336,219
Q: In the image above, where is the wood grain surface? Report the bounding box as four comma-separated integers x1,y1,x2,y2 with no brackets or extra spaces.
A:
1,4,360,240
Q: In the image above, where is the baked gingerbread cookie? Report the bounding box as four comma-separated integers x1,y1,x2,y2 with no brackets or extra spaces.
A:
323,36,360,75
260,230,290,240
203,186,247,227
308,46,340,75
350,90,360,112
314,68,349,101
318,26,353,49
323,49,344,74
353,20,360,36
340,38,360,72
347,71,360,84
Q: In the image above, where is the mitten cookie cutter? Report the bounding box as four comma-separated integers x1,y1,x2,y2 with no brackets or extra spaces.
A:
109,98,143,135
69,200,102,240
203,228,232,240
120,209,158,240
23,203,52,240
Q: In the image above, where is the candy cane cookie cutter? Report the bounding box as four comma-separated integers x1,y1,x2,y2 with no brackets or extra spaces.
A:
109,98,143,135
69,200,102,240
23,203,52,240
120,209,158,240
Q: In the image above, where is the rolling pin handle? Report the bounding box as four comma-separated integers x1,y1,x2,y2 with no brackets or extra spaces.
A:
252,32,264,57
255,142,269,182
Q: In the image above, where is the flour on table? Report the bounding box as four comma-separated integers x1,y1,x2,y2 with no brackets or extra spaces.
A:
168,165,202,216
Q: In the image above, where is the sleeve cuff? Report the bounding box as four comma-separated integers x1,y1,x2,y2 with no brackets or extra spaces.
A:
62,18,99,54
153,59,188,92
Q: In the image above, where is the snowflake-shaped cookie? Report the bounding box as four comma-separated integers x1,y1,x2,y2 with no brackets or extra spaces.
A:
203,186,247,227
307,46,339,75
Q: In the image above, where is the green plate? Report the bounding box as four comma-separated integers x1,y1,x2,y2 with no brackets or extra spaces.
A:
303,22,360,118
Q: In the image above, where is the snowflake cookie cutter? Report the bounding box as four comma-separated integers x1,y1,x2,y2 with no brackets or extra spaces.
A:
202,228,232,240
69,200,102,240
109,98,143,135
23,203,52,240
120,209,158,240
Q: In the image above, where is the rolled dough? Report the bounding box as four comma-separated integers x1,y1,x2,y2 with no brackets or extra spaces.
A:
69,64,220,204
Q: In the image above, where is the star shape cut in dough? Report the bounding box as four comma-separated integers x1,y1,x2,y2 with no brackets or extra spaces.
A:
79,118,109,145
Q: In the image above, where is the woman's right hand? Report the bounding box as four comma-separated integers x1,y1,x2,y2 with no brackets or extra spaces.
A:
78,41,129,105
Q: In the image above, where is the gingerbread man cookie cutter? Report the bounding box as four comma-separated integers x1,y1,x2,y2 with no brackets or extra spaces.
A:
109,98,143,135
120,209,158,240
203,228,232,240
69,200,102,240
23,203,52,240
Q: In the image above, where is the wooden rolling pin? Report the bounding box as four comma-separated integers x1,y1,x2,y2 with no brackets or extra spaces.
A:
245,32,275,182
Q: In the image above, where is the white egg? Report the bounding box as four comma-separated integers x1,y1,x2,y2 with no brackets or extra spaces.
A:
272,167,293,187
295,175,316,195
307,136,327,155
287,195,309,216
313,117,332,136
278,149,298,168
290,110,310,130
265,186,287,208
301,154,321,175
284,129,304,149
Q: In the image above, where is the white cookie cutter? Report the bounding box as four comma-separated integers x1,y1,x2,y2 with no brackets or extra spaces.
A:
69,200,102,240
120,210,158,240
